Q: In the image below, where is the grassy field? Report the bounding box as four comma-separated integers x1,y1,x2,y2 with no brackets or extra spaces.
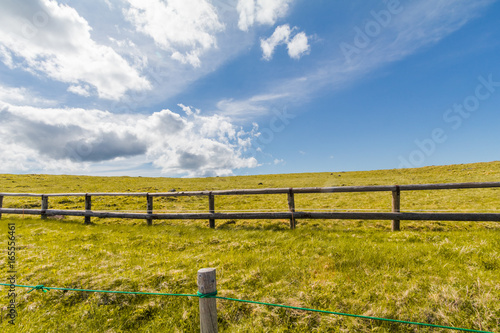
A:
1,161,499,332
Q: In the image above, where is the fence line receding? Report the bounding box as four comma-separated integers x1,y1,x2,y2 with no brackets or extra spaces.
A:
1,182,499,231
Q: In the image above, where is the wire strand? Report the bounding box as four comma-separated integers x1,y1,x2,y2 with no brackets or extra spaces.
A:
0,283,491,333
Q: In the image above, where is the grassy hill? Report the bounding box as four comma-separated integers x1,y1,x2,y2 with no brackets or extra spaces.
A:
1,161,499,332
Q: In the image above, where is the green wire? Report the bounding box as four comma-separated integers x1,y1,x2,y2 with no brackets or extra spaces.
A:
0,283,492,333
0,283,197,297
213,296,492,333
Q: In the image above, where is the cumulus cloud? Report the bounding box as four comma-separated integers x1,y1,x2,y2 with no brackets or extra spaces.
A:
0,103,258,177
260,24,309,60
287,31,310,59
124,0,224,67
138,108,258,176
260,24,291,60
0,0,151,100
237,0,292,31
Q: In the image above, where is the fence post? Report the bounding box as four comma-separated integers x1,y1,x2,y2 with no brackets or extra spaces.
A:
197,268,217,333
392,186,400,231
85,194,92,225
41,195,48,220
287,188,296,229
146,194,153,226
208,192,215,229
0,195,3,219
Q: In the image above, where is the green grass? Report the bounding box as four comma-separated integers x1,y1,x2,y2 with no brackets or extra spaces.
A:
1,161,500,332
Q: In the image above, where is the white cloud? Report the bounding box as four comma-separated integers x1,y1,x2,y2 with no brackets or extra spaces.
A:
216,93,289,120
0,0,151,100
124,0,224,67
0,1,258,112
237,0,292,31
260,24,291,60
68,84,91,97
108,37,149,70
0,45,14,69
0,103,258,177
0,84,56,107
287,31,309,59
260,24,309,60
177,103,200,116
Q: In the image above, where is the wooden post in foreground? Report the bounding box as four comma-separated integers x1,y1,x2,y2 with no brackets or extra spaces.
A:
146,194,153,226
392,186,400,231
287,188,296,229
0,196,3,219
197,268,217,333
84,194,92,225
41,195,48,220
208,193,215,229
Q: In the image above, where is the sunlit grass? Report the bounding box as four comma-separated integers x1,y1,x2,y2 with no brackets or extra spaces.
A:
1,217,499,332
0,161,499,332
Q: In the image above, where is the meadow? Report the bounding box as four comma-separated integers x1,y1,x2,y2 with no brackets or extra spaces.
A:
1,161,499,332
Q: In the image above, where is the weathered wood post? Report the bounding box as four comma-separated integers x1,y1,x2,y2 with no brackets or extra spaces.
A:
208,192,215,229
392,186,400,231
287,188,296,229
84,194,92,225
197,268,217,333
146,194,153,226
0,195,3,219
41,195,48,220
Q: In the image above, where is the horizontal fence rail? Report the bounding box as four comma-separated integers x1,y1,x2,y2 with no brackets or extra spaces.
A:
2,181,500,197
1,182,499,230
2,209,500,221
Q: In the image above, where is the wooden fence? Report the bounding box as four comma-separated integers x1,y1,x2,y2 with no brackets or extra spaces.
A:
1,182,499,231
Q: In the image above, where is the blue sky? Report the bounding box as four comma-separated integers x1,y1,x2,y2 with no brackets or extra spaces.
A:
0,0,499,177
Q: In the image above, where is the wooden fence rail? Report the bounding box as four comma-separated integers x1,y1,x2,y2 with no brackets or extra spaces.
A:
1,182,499,230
